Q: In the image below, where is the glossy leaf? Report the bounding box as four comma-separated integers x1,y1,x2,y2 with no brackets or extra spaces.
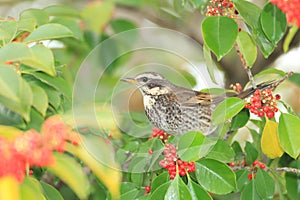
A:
233,0,274,57
47,153,90,199
18,18,37,32
236,31,257,67
50,17,84,41
151,172,170,192
278,113,300,159
196,159,236,194
202,16,238,60
231,108,250,131
20,177,45,200
244,142,258,164
187,179,212,200
24,23,75,43
261,2,286,45
232,141,244,161
206,139,235,162
0,176,20,200
255,168,275,199
40,181,64,200
0,43,32,64
212,97,246,125
177,131,205,161
149,182,171,200
240,177,260,200
20,8,49,26
236,170,250,191
81,1,115,34
261,119,284,159
165,175,192,200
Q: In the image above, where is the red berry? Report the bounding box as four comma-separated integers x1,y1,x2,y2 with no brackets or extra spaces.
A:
252,160,259,166
248,174,253,180
259,163,266,169
254,90,261,96
170,174,176,179
148,149,153,155
222,1,227,7
145,186,151,193
275,94,281,100
228,3,234,8
258,111,264,117
229,162,235,167
266,111,275,118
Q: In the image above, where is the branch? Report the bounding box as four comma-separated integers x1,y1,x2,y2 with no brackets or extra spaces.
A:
275,167,300,174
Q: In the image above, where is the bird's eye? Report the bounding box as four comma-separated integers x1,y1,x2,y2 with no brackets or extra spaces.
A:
142,77,148,82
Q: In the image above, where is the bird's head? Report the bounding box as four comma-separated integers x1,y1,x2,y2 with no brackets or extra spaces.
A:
121,72,172,95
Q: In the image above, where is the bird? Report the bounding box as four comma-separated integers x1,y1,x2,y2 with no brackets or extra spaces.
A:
121,71,292,136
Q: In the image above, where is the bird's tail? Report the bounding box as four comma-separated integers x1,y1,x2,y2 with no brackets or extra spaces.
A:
235,71,294,99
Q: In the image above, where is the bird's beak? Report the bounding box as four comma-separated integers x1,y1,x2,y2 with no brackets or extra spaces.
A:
121,77,137,84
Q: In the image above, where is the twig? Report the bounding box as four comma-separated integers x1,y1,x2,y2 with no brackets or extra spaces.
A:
234,44,257,89
275,167,300,174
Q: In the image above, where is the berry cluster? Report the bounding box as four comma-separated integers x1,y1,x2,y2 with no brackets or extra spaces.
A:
0,116,80,182
159,143,195,179
244,89,280,119
206,0,237,18
270,0,300,27
151,127,171,143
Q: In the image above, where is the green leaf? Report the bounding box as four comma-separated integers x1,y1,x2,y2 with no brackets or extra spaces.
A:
47,153,90,199
40,181,64,200
110,19,137,33
236,170,250,191
26,44,56,76
236,31,257,67
231,108,250,131
177,131,205,161
196,158,236,194
152,172,170,192
278,113,300,159
202,16,238,60
0,43,32,63
285,160,300,200
212,97,246,125
232,141,244,161
203,43,217,84
44,5,80,17
29,72,71,100
187,179,212,200
240,177,260,200
165,175,192,200
24,23,75,43
261,2,287,45
0,105,24,127
20,177,45,200
255,168,275,199
288,72,300,87
81,1,115,34
30,84,48,116
0,20,17,43
149,182,171,200
50,17,84,41
120,182,139,200
244,142,258,165
18,18,37,33
20,8,49,26
0,66,33,121
206,139,235,162
233,0,274,58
